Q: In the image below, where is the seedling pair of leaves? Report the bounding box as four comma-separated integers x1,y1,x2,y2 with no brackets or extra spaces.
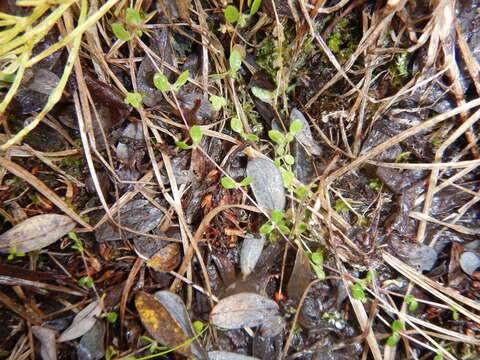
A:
231,117,258,141
111,8,145,41
350,270,377,303
221,176,252,189
309,249,325,280
224,0,262,27
7,247,25,261
268,119,303,189
386,320,404,346
154,70,190,92
210,50,243,79
176,125,203,150
260,210,290,235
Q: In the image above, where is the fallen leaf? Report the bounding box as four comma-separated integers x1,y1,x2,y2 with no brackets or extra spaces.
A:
147,243,181,272
32,326,57,360
0,214,75,253
460,252,480,276
135,291,207,359
210,293,279,329
58,301,102,342
240,234,265,277
290,108,322,155
247,158,285,211
209,351,260,360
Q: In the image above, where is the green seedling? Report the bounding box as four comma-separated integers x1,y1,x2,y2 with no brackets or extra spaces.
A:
69,232,84,252
309,249,325,280
351,283,367,303
221,176,252,189
7,247,25,261
210,95,227,111
111,8,144,40
230,117,258,141
224,0,262,27
101,312,118,323
369,178,382,192
395,151,411,163
210,50,244,79
386,320,404,346
251,86,275,103
124,92,143,108
403,294,419,311
153,70,189,92
78,276,94,288
260,210,290,235
334,199,349,213
175,125,203,150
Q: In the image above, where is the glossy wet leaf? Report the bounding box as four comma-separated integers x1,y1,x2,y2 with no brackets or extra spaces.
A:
240,234,265,277
247,158,286,211
147,243,181,272
135,291,207,359
0,214,75,253
210,293,279,329
58,301,102,342
77,321,105,360
268,130,285,145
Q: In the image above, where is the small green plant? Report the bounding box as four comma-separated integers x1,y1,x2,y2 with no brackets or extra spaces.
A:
224,0,262,27
269,119,303,190
368,178,382,192
351,283,367,303
193,320,207,335
101,312,118,323
175,125,203,150
105,345,118,360
210,50,244,79
220,176,252,189
78,276,94,288
230,117,258,141
309,249,325,280
124,92,143,108
153,70,189,92
251,86,275,103
433,355,443,360
386,320,404,346
403,294,419,311
395,151,411,163
450,307,459,321
260,210,290,235
140,335,166,353
7,247,25,261
69,232,84,252
111,8,144,41
210,95,227,111
334,199,349,213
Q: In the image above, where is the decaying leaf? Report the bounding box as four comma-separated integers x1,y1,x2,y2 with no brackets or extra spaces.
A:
240,234,265,277
58,301,102,342
210,293,279,329
0,214,75,253
287,250,312,300
208,351,260,360
135,291,207,359
247,158,285,211
77,321,105,360
147,243,181,272
460,252,480,276
32,326,57,360
290,108,322,155
259,314,286,337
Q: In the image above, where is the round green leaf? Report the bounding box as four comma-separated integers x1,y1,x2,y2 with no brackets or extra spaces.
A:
268,130,285,144
386,334,400,346
124,92,143,108
111,23,131,41
284,154,295,165
251,86,275,103
229,50,242,75
391,320,404,332
153,73,171,91
125,8,142,26
173,70,190,90
224,5,240,23
239,177,253,186
221,177,237,189
244,133,259,141
289,119,303,135
190,125,203,145
259,223,274,234
230,117,243,133
270,210,283,223
210,95,227,112
175,141,192,150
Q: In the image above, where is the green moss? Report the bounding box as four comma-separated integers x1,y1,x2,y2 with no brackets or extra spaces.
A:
389,52,410,88
326,16,360,64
